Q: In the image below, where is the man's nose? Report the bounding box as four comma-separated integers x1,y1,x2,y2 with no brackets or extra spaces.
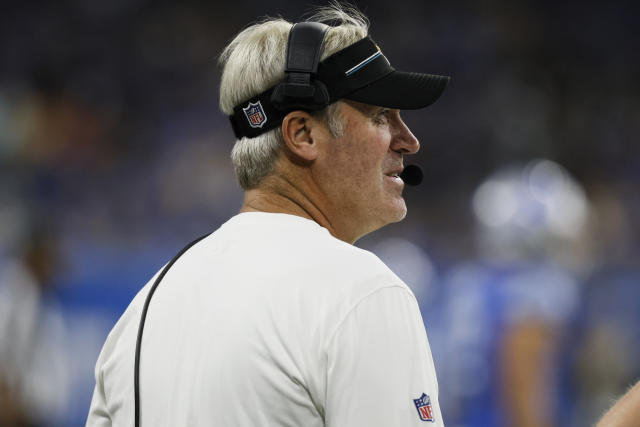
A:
390,114,420,155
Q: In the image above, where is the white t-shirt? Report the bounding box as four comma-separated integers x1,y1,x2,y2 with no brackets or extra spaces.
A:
87,212,443,426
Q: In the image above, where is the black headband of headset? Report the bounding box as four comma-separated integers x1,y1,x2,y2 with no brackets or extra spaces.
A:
229,23,395,139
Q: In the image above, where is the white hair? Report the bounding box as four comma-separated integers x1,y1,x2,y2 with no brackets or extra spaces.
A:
219,3,369,190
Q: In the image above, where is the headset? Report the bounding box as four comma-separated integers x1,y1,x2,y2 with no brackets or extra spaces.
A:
272,22,330,111
133,22,330,427
228,22,331,139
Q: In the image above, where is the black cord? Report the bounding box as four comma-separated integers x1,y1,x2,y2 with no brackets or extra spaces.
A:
134,233,211,427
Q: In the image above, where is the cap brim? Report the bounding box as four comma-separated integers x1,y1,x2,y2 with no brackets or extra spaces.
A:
345,71,450,110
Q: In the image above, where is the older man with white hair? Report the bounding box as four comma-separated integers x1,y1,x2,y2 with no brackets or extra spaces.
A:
87,4,449,426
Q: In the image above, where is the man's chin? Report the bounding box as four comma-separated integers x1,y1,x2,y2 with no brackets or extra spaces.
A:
391,207,408,223
353,198,407,242
382,198,408,225
394,196,408,219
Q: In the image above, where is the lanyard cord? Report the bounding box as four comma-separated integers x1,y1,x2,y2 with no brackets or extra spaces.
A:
134,233,211,427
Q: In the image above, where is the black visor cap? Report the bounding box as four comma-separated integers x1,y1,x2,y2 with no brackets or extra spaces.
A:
344,70,450,110
316,36,450,110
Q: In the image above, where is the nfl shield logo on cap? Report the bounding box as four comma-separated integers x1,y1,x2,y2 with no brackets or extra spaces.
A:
413,393,435,422
243,101,267,128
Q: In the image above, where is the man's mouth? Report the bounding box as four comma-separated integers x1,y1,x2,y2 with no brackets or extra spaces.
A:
385,168,404,179
384,169,404,185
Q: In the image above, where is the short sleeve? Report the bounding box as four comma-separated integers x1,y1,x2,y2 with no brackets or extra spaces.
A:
86,365,112,427
325,286,444,427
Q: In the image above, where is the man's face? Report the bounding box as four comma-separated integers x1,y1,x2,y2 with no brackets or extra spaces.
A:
314,100,420,242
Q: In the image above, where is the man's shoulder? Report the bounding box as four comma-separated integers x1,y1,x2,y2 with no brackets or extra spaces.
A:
324,238,397,275
217,212,399,278
304,237,411,303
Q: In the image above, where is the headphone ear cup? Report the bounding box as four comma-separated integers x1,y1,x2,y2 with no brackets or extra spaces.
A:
311,80,330,110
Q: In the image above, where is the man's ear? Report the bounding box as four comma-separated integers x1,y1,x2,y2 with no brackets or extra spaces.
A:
281,110,319,163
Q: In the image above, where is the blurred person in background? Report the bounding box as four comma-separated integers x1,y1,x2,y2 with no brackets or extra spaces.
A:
0,223,71,426
429,159,590,427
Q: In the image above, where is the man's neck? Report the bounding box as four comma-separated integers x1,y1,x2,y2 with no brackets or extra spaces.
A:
240,175,352,243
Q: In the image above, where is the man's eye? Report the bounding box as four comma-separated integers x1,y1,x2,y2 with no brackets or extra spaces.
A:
374,109,390,124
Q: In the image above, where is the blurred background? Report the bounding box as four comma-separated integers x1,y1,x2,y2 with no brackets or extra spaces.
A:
1,0,638,425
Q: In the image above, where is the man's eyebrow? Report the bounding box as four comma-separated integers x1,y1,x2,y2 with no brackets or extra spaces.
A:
344,100,379,115
361,104,387,116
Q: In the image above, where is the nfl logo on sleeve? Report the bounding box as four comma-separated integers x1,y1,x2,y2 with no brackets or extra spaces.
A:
413,393,435,422
243,101,267,128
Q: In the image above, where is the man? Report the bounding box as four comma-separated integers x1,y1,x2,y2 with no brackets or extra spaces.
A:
87,4,449,426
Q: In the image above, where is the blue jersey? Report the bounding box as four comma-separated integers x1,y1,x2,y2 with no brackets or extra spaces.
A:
423,261,580,427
